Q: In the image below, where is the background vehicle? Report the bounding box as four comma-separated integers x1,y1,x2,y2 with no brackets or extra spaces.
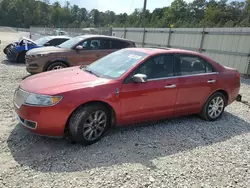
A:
14,48,240,145
25,35,136,74
4,36,70,63
51,29,68,36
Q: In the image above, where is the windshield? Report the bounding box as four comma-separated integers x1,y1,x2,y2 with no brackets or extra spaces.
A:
35,37,51,46
84,49,148,79
59,37,84,49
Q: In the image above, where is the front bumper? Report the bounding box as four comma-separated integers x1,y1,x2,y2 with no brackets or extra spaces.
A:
25,55,44,74
26,62,41,74
16,113,37,129
14,104,68,137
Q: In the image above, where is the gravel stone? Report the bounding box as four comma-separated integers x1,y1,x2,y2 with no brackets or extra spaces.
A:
0,31,250,187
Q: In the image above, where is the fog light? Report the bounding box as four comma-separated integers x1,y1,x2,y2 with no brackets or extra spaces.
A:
24,120,37,129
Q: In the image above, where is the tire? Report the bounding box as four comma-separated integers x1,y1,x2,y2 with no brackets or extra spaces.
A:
69,104,110,145
46,62,67,71
3,44,12,54
16,51,27,63
199,92,226,121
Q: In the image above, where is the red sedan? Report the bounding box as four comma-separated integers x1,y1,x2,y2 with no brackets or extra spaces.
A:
14,48,240,145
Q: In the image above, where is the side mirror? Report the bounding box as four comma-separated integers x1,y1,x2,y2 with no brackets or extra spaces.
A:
44,42,50,46
132,74,147,83
75,45,83,50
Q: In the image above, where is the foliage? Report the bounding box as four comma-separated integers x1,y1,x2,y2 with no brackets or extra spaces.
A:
0,0,249,28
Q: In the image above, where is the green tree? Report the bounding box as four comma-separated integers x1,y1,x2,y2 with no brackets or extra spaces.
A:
0,0,249,28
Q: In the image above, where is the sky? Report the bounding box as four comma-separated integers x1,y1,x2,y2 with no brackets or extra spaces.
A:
52,0,194,14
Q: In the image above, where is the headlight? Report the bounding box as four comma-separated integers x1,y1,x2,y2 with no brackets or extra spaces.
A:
30,54,49,58
25,93,62,106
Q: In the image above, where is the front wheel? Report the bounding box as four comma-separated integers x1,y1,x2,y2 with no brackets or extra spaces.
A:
3,44,12,54
46,62,67,71
200,92,226,121
69,104,110,145
17,51,27,63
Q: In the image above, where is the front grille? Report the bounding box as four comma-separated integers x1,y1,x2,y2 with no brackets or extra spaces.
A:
14,88,30,108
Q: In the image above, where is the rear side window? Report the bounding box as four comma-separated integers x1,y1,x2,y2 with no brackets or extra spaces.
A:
175,55,214,76
103,39,111,49
111,40,130,49
49,38,69,46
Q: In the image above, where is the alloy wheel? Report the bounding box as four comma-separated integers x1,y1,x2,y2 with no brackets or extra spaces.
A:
83,110,107,141
208,96,224,119
52,65,64,70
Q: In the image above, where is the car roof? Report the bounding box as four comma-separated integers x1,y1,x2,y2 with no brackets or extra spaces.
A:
76,34,135,43
125,47,203,56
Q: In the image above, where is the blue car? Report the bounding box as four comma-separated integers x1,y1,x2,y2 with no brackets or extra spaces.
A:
4,36,70,63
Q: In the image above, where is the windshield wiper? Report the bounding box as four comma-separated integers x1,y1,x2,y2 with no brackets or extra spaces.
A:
81,66,100,77
56,45,61,48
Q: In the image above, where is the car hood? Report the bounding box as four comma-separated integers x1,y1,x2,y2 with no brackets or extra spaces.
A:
26,46,71,55
18,37,36,44
20,67,110,95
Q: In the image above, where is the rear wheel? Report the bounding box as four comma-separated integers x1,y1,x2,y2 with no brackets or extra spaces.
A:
200,92,226,121
16,51,27,63
46,62,67,71
69,104,110,145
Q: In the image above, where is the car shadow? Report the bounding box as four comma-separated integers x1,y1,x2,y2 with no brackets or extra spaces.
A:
7,112,250,173
1,59,25,67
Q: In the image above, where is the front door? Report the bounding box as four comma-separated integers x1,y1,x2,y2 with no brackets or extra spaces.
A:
174,54,219,116
120,54,178,124
74,38,103,66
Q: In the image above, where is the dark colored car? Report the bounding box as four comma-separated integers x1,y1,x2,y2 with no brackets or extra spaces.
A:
14,48,240,145
25,35,136,74
4,36,70,63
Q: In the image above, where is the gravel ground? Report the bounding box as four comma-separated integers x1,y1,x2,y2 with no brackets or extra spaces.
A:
0,32,250,188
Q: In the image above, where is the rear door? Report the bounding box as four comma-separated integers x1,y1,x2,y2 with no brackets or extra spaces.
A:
98,39,114,58
92,39,132,60
174,54,219,116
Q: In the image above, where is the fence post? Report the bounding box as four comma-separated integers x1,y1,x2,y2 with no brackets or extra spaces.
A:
124,28,127,39
167,28,172,47
199,27,205,53
247,60,250,78
142,28,146,47
109,27,112,36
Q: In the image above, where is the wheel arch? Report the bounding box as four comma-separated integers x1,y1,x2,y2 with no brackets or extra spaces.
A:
215,89,229,104
203,89,229,108
16,50,27,61
43,58,71,71
64,100,117,134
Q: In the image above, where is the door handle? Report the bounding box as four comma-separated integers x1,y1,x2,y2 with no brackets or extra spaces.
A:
96,54,100,57
165,84,176,88
207,79,216,83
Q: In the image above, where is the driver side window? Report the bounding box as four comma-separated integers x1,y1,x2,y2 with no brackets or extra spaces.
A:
79,39,101,50
124,54,174,84
134,55,174,79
